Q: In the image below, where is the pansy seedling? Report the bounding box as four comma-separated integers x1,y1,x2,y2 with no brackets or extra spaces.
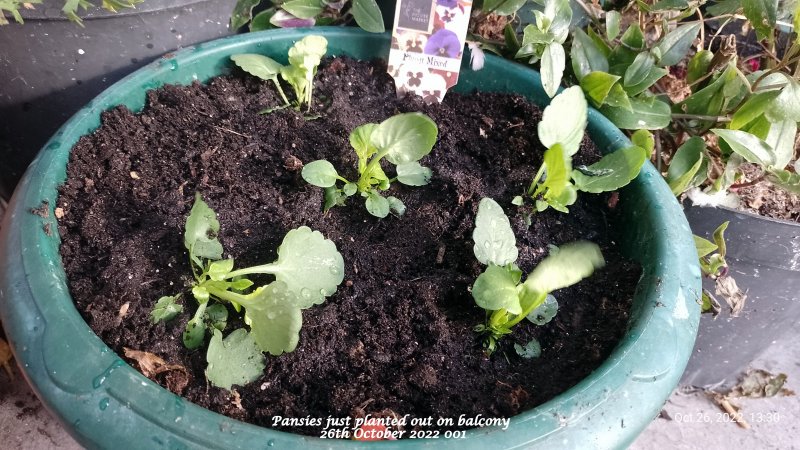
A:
302,112,438,218
471,197,604,353
231,35,328,112
151,193,345,389
518,86,647,214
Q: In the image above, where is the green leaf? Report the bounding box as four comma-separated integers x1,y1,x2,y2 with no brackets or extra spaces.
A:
541,42,566,98
687,50,713,85
396,162,433,186
730,91,781,129
249,9,276,31
343,183,358,196
707,0,742,15
514,339,542,359
230,278,254,291
666,137,705,195
230,54,283,82
484,0,528,15
269,226,344,308
472,264,522,314
236,282,303,355
766,169,800,194
524,241,605,294
712,129,775,166
650,0,690,9
624,52,655,87
302,160,339,188
623,67,668,97
150,295,183,323
572,145,648,193
281,0,323,19
540,144,571,198
600,97,671,130
350,123,378,173
712,221,729,258
694,235,718,258
511,196,524,206
766,119,797,169
605,11,621,40
208,259,234,281
580,71,621,106
620,24,645,50
205,303,229,331
230,0,261,29
387,196,406,216
351,0,385,32
372,113,438,165
766,78,800,123
206,329,266,390
538,86,587,155
545,0,572,43
365,191,390,218
184,193,223,261
323,187,346,212
631,130,655,156
472,198,519,266
183,303,207,349
570,29,609,81
743,0,778,40
525,294,559,324
654,23,701,66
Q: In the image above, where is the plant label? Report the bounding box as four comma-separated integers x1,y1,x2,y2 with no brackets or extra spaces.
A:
388,0,474,103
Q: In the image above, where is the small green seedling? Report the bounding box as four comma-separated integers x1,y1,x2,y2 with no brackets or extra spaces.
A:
152,193,344,389
516,86,648,214
231,35,328,112
470,197,605,353
302,112,438,218
694,221,744,317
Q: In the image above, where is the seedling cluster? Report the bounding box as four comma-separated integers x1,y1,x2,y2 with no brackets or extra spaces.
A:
153,193,344,389
301,112,439,218
231,35,328,112
470,198,605,354
517,86,648,214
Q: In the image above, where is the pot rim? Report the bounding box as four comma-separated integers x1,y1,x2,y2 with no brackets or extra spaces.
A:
0,27,701,449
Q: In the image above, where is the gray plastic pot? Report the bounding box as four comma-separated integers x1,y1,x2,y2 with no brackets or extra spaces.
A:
0,28,701,449
0,0,235,198
681,203,800,388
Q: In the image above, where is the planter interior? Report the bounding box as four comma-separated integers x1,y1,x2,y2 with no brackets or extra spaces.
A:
0,28,701,449
681,203,800,387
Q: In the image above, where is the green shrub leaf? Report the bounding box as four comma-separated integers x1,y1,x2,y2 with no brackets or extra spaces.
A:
150,295,183,323
654,23,701,66
712,129,775,167
541,42,566,98
570,29,609,81
666,136,705,195
351,0,385,32
572,145,648,193
766,119,798,169
230,54,283,81
600,97,671,130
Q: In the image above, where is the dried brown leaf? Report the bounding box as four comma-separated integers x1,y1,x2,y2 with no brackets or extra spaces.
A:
716,275,747,317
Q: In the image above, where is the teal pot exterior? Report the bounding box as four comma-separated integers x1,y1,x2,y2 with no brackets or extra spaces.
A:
681,203,800,388
0,28,700,449
0,0,235,198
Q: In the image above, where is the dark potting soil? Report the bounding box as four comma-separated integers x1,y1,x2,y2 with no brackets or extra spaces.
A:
57,57,641,436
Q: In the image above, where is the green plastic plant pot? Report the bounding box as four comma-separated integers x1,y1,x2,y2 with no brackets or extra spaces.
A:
0,28,700,449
